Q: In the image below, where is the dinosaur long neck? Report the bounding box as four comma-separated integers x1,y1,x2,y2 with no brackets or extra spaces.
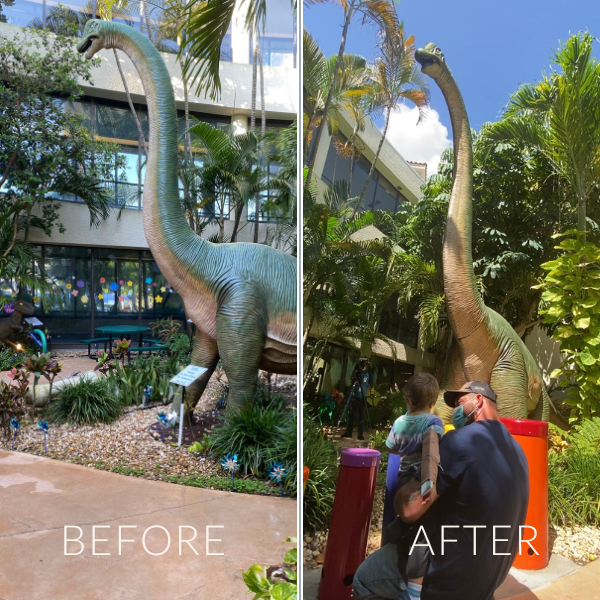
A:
108,27,206,289
436,68,485,340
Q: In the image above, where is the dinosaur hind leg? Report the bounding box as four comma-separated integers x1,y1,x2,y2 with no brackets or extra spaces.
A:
184,331,219,417
216,297,266,411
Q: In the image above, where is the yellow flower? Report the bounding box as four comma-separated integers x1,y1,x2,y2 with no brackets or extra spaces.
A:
98,294,104,300
32,296,40,303
127,280,133,286
155,295,163,303
58,280,63,285
81,295,89,303
160,286,166,293
66,283,72,290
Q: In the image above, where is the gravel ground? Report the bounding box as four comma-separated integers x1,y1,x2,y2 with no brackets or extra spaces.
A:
1,369,297,495
304,484,600,569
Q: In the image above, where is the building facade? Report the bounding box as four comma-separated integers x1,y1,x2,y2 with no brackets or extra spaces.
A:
307,110,437,398
1,0,298,346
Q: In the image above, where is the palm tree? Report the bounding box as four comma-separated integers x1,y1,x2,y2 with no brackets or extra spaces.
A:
189,121,262,243
302,29,370,165
303,0,398,184
485,32,600,242
358,22,429,204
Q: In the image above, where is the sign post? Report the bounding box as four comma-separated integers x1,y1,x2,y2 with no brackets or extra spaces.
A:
169,365,207,447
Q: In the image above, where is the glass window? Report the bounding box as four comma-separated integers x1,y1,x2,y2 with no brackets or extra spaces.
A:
95,103,140,143
259,36,294,68
141,251,185,318
377,294,419,348
116,146,142,208
42,245,92,343
221,32,233,62
3,0,44,27
372,175,398,213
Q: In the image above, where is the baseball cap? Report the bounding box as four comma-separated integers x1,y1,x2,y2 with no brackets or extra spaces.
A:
443,381,497,407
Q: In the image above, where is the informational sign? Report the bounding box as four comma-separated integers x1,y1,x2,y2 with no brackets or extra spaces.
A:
169,365,207,387
24,317,44,326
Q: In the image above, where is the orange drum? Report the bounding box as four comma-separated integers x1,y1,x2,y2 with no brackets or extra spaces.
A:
500,418,549,570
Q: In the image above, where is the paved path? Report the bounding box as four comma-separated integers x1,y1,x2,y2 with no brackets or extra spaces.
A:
304,554,600,599
0,450,296,600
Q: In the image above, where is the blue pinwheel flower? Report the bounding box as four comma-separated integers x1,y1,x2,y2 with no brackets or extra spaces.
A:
37,420,49,432
268,462,287,483
10,418,19,432
157,411,178,427
221,453,239,473
109,282,118,291
145,277,152,284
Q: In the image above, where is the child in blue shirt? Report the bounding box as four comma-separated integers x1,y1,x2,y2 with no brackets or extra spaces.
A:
385,373,444,600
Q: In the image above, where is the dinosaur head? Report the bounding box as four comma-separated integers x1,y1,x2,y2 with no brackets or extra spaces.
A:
77,20,112,60
415,43,447,79
13,300,34,317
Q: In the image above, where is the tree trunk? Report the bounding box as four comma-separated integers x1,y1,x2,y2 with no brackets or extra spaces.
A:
143,0,154,45
114,49,147,158
303,311,316,350
230,203,244,242
305,0,355,184
254,43,266,244
250,35,258,133
578,189,586,243
358,103,391,207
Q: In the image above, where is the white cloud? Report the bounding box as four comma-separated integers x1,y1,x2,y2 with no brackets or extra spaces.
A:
384,104,452,177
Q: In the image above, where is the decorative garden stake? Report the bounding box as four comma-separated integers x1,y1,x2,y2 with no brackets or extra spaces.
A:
37,420,49,453
221,454,239,492
143,385,153,407
157,411,177,442
10,418,19,450
268,462,287,496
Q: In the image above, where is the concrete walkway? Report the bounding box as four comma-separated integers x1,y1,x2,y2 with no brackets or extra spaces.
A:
304,553,600,599
0,450,296,600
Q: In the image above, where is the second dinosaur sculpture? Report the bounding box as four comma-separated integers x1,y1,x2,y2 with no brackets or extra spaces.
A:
77,21,297,412
414,43,550,422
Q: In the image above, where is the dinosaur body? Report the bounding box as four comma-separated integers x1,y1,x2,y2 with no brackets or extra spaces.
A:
77,22,297,410
415,44,549,422
0,300,34,342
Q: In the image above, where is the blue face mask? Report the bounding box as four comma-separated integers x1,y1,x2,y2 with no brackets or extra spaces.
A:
452,397,477,429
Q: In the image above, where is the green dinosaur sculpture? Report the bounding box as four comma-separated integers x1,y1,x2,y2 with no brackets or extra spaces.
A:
77,21,297,411
414,43,550,422
0,300,34,342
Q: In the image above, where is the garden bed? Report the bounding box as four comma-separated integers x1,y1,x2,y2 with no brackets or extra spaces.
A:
1,372,294,497
303,472,600,569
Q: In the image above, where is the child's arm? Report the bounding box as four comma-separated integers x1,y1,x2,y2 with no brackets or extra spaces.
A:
385,419,402,454
420,427,441,503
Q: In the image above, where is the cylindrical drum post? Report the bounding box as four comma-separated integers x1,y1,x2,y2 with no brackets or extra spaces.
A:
500,417,549,570
318,448,380,600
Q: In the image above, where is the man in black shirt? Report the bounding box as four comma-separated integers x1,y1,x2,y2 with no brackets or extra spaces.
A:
353,381,529,600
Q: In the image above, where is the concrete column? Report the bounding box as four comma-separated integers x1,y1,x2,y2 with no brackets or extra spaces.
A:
231,114,248,135
231,2,250,64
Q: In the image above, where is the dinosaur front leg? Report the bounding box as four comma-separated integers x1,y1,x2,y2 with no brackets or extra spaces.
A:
216,299,266,411
184,331,219,418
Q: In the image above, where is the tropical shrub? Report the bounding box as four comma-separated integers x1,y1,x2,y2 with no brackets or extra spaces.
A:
538,232,600,420
548,418,600,526
206,395,297,496
49,377,122,425
0,380,23,437
303,406,338,531
0,348,28,371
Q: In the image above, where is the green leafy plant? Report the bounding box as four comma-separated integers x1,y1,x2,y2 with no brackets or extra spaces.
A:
303,405,338,531
242,538,297,599
188,440,206,454
206,397,297,496
150,317,183,341
0,347,28,371
49,377,122,425
548,417,600,526
537,231,600,420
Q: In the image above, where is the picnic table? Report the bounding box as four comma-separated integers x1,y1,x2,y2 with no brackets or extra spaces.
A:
94,325,149,358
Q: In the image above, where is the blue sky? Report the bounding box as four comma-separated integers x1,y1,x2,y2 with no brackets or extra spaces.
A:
304,0,600,173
